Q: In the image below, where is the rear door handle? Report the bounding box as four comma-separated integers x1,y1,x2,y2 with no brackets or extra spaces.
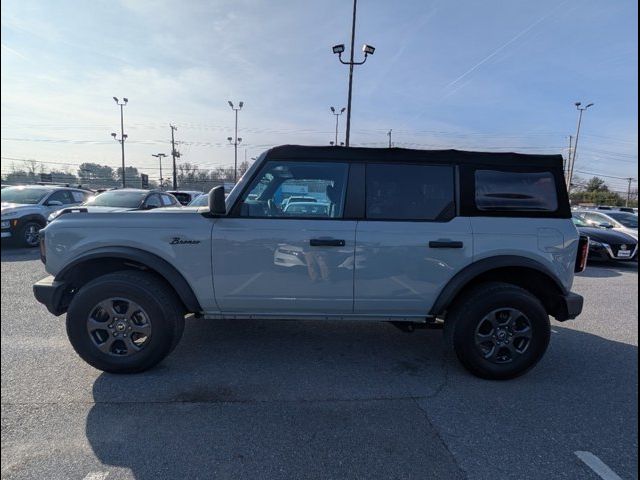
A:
310,238,346,247
429,240,464,249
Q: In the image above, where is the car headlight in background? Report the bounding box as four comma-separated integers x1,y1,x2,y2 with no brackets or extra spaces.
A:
0,220,10,229
589,240,606,249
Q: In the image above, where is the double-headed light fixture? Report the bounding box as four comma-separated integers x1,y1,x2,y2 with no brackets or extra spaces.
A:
111,96,129,188
331,0,375,147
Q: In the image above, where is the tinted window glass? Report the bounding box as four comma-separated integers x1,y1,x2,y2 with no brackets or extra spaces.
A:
88,191,147,208
238,161,349,219
161,194,175,206
475,170,558,212
48,190,75,205
1,187,51,204
366,164,455,221
145,194,162,208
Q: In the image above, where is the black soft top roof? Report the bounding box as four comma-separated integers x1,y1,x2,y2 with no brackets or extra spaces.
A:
264,145,563,169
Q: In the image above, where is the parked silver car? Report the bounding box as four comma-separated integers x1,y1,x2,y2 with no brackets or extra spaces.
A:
1,185,92,246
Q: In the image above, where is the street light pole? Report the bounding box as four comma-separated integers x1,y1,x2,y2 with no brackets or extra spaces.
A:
152,153,167,189
228,101,244,183
112,96,128,188
567,101,594,194
332,0,375,147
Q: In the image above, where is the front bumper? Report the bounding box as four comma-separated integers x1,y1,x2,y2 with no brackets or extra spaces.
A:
33,276,69,316
555,292,584,321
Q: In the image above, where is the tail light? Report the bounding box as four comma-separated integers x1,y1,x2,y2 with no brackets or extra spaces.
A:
574,234,589,273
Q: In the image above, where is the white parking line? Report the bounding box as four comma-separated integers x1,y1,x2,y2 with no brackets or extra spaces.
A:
83,472,109,480
575,451,623,480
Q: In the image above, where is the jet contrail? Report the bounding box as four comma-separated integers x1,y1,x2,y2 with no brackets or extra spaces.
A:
444,0,570,90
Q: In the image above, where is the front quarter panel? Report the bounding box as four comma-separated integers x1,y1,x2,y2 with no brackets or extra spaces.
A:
44,210,217,311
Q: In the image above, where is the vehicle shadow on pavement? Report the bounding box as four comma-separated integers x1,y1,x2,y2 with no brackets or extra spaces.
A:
0,243,40,262
83,320,638,480
578,261,638,278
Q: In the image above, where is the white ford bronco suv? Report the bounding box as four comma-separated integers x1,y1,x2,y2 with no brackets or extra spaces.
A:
33,146,587,379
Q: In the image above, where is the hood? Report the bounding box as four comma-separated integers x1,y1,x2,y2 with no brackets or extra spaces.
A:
1,202,39,216
78,206,137,213
577,226,638,244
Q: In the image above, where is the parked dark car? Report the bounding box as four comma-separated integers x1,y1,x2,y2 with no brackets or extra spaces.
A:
47,189,180,222
573,216,638,261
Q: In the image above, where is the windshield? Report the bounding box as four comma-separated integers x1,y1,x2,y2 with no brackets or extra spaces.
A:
188,194,208,206
607,212,638,229
86,191,147,208
1,187,51,205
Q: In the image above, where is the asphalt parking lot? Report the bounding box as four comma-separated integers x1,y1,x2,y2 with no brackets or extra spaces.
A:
1,245,637,480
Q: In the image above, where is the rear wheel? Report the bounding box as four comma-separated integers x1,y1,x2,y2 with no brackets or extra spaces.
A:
444,282,550,380
66,271,185,373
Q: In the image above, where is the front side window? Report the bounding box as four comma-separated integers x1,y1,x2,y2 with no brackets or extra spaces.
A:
366,163,455,221
237,161,349,219
47,190,76,205
161,194,176,206
475,170,558,212
145,194,162,208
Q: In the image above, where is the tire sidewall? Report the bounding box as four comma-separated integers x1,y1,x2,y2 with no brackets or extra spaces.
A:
67,277,176,373
19,220,43,248
453,289,550,380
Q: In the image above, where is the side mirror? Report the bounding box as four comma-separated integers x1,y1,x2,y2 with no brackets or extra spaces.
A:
47,200,63,207
599,222,614,229
208,186,226,215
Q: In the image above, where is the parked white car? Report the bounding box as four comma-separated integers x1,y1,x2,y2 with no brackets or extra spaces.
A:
574,210,638,240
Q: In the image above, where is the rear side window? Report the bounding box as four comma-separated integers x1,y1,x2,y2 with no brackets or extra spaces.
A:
475,170,558,212
366,164,455,221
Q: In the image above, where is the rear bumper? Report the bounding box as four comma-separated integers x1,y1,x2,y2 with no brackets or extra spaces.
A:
555,292,584,321
33,276,69,316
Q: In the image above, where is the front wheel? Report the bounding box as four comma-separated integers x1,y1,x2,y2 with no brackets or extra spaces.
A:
66,271,185,373
444,282,550,380
17,220,43,248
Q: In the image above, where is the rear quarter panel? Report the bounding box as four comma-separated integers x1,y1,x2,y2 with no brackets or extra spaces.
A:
470,217,579,291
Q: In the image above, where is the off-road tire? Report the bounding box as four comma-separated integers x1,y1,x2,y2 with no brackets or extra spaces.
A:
444,282,550,380
66,270,185,373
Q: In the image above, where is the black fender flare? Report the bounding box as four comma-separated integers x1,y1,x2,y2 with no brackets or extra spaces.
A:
56,246,202,313
16,214,47,227
429,255,568,316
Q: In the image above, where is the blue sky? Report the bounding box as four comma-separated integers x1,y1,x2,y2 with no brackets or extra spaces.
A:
1,0,637,191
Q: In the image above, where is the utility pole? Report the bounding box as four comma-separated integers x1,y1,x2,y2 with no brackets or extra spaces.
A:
387,129,393,148
111,97,128,188
567,102,594,194
332,0,375,147
564,135,573,184
626,177,635,207
170,125,179,190
227,101,244,183
152,153,167,189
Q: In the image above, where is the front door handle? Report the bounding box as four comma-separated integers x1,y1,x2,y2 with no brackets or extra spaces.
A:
310,238,346,247
429,240,464,249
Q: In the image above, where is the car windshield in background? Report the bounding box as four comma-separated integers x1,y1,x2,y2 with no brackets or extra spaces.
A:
608,212,638,228
188,195,208,206
86,191,147,208
283,202,329,216
1,187,51,204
